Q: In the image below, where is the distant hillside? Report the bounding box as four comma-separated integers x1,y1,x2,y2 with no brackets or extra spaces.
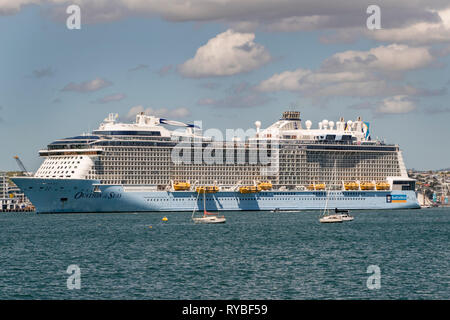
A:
6,171,25,177
409,168,449,173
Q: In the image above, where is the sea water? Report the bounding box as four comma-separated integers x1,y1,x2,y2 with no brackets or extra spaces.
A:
0,208,448,299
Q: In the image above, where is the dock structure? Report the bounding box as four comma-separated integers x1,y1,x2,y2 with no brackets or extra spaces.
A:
0,172,35,212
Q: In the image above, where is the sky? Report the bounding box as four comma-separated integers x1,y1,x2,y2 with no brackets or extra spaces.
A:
0,0,449,172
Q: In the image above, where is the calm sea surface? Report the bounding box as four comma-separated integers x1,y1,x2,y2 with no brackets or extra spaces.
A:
0,208,449,299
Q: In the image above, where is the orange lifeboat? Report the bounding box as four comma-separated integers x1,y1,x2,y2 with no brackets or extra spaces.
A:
376,182,390,190
173,181,190,191
196,186,219,193
239,186,261,194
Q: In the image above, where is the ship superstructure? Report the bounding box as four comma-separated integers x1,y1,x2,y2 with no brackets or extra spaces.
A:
13,111,419,213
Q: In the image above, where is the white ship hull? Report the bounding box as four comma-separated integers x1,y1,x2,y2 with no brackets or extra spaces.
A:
12,178,420,213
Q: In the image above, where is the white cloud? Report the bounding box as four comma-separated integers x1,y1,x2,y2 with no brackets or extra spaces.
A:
178,29,271,78
257,69,398,97
326,44,434,72
128,64,149,72
301,71,369,85
93,93,126,104
169,107,191,118
376,95,417,114
126,105,145,119
234,15,330,32
0,0,39,15
61,77,112,93
257,68,311,92
126,105,190,120
2,0,450,48
368,7,450,45
309,81,419,98
0,1,443,33
257,44,436,98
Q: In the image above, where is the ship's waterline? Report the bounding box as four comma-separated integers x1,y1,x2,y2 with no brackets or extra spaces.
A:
12,111,420,213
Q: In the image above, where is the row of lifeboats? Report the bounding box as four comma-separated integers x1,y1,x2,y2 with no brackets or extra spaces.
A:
307,183,326,190
174,182,220,193
175,180,391,192
173,181,273,194
349,182,390,190
307,182,390,191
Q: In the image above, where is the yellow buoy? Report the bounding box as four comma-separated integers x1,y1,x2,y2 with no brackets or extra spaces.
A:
162,217,168,222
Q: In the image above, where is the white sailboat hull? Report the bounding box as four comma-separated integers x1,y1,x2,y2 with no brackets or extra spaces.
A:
319,214,343,223
192,216,226,224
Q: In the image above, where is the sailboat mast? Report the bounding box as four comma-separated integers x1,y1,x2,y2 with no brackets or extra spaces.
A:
323,159,337,216
203,192,206,216
192,190,201,219
323,188,329,216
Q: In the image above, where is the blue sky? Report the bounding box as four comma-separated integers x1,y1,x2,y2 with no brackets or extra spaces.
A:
1,1,450,171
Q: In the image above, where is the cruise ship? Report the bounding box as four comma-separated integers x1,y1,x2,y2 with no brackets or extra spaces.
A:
12,111,420,213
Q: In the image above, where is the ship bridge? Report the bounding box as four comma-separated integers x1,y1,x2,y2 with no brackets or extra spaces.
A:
34,112,208,180
92,113,204,140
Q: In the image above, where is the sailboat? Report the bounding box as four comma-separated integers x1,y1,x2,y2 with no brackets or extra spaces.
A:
319,192,343,223
192,190,226,224
319,160,354,223
417,192,433,208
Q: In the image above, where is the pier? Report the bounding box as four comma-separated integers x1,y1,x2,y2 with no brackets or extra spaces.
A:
1,172,34,212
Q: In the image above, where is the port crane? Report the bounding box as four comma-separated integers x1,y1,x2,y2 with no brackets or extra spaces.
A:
13,156,32,176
